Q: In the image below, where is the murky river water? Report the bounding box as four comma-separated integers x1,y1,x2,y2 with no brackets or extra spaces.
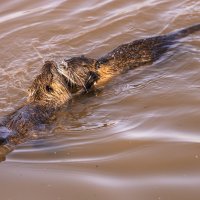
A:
0,0,200,199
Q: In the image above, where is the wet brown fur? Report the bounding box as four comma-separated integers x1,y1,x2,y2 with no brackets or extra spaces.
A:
58,24,200,88
1,24,199,147
0,61,72,146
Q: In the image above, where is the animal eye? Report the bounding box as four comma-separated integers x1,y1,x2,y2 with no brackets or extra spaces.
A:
46,85,53,93
95,62,100,69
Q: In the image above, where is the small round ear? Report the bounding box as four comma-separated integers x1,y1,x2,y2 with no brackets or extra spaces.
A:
43,60,53,69
45,85,54,93
42,61,57,74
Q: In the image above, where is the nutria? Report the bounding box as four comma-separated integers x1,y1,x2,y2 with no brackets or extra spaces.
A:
58,24,200,88
0,61,98,147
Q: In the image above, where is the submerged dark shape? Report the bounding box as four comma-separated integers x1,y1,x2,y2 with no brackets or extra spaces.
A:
58,24,200,88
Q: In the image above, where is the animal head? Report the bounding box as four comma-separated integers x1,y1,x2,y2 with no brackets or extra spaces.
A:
28,61,71,107
57,55,100,91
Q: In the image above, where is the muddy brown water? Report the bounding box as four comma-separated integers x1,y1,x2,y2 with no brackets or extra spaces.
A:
0,0,200,199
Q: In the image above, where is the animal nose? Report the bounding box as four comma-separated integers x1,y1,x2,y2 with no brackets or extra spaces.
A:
60,61,68,69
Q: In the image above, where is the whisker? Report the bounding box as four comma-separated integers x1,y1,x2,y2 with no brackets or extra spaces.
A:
71,71,76,88
73,71,87,91
68,71,73,88
79,79,87,91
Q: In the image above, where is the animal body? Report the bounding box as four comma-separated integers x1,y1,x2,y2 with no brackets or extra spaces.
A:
1,23,200,149
58,24,200,88
0,61,97,146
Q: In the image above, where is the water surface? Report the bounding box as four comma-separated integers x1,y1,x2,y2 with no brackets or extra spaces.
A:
0,0,200,199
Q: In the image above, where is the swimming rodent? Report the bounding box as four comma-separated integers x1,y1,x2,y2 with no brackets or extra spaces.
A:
58,24,200,88
1,24,199,149
0,61,98,147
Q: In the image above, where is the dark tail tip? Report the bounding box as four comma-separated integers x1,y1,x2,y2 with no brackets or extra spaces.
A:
171,23,200,40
